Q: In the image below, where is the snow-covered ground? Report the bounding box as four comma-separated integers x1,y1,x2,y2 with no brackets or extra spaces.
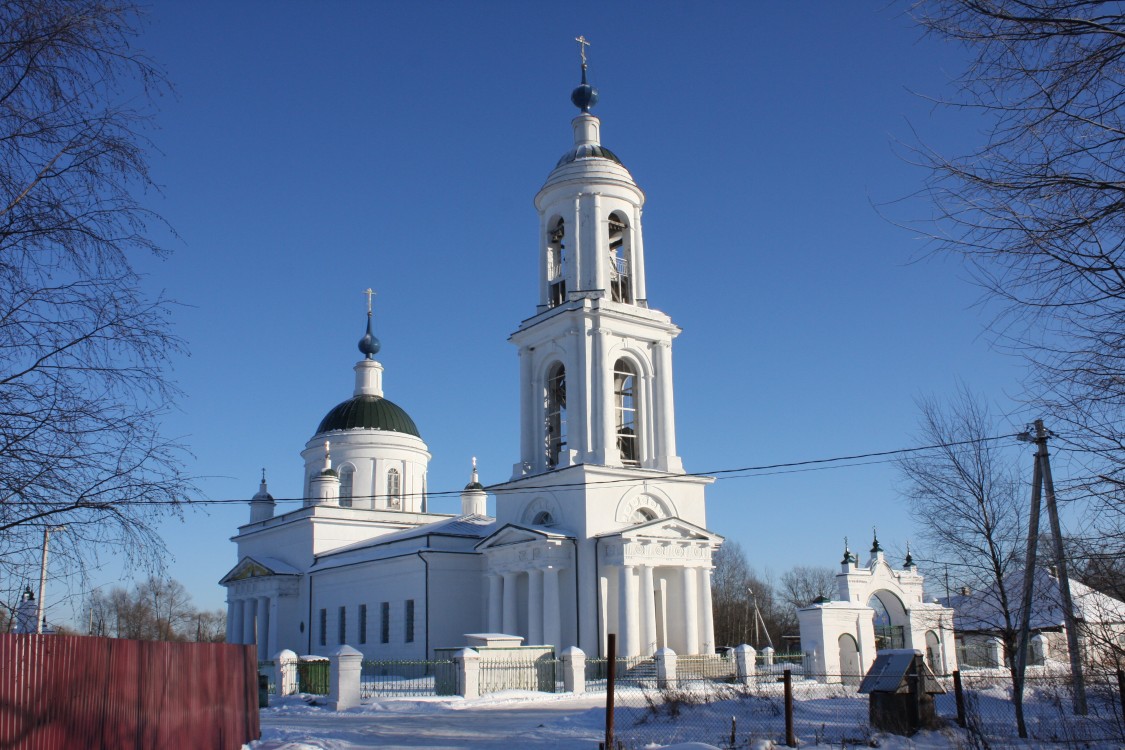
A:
246,683,1125,749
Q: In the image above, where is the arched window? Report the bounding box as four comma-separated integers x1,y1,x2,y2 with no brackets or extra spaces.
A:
608,212,632,304
630,507,656,524
614,358,638,465
545,363,567,468
547,218,566,308
338,465,354,508
532,510,555,526
386,468,401,509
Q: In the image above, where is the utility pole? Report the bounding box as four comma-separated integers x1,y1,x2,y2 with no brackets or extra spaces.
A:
1016,420,1087,716
36,525,64,634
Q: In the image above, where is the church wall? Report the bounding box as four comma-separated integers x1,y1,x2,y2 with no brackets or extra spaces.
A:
426,551,486,655
236,520,316,571
309,555,427,660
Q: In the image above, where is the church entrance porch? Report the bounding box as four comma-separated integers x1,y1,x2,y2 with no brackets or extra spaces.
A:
597,518,721,658
477,525,576,650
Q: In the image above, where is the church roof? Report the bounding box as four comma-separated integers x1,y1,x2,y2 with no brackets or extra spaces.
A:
555,143,623,168
314,513,496,563
943,568,1125,631
315,394,420,438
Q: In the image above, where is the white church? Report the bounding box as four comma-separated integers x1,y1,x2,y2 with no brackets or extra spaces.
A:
221,58,725,661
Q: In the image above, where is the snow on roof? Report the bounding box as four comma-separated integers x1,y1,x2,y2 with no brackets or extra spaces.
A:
314,513,497,562
943,568,1125,632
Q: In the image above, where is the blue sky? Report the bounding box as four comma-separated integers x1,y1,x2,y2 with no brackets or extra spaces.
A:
42,1,1048,621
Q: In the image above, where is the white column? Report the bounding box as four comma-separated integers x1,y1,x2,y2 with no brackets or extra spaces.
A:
699,567,715,654
619,564,638,657
544,567,561,649
528,569,544,645
518,348,534,470
268,597,280,658
655,341,677,465
226,599,239,644
502,572,518,635
257,596,270,660
640,565,657,656
681,566,699,655
488,574,503,632
242,599,256,646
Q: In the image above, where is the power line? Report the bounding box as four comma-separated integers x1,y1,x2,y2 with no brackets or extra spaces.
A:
2,431,1022,507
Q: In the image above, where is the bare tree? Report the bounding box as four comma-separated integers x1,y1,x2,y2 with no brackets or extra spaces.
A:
710,541,791,649
912,0,1125,549
85,577,216,641
898,387,1031,723
779,565,837,610
0,0,190,581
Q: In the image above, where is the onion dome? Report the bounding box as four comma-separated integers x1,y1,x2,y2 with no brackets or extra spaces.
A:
464,457,484,491
841,537,855,565
571,65,598,113
252,469,274,502
316,395,420,438
359,313,380,359
871,530,883,554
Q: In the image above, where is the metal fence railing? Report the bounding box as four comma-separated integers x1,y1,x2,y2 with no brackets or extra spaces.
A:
677,654,736,683
360,659,456,698
258,660,276,695
296,658,329,695
948,668,1125,745
478,658,559,694
604,668,1125,748
585,656,656,692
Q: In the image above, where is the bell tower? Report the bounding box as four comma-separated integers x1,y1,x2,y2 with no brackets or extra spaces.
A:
485,45,719,659
512,54,683,479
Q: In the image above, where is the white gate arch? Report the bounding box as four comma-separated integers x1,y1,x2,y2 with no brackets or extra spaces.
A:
797,538,958,683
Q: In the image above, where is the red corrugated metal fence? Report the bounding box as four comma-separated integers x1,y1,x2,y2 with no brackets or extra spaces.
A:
0,633,259,750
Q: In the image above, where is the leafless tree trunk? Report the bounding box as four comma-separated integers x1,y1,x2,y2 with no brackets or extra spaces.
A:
0,0,191,583
897,387,1028,724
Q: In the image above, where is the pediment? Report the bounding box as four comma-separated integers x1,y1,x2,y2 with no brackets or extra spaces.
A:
219,555,301,585
602,517,722,543
475,523,571,551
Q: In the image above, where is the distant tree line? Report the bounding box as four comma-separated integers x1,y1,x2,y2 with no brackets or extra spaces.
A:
85,578,226,642
710,540,836,652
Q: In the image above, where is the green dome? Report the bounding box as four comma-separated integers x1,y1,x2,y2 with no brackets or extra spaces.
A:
315,395,421,438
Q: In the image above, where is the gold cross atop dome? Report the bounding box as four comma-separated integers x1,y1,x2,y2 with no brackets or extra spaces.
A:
575,35,590,66
363,288,376,315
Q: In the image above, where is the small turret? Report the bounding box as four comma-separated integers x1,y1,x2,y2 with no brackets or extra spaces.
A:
461,457,487,516
904,541,917,572
868,527,884,565
840,537,856,571
14,586,36,634
250,468,276,523
307,441,340,506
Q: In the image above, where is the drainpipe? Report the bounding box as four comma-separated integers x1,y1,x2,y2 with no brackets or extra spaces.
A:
416,550,430,658
594,536,601,658
571,537,580,651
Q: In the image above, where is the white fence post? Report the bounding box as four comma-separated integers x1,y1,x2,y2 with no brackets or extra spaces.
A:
761,645,775,666
1031,633,1049,666
734,644,756,686
274,649,299,696
560,646,586,694
987,636,1005,668
655,647,677,689
327,645,363,711
454,648,480,699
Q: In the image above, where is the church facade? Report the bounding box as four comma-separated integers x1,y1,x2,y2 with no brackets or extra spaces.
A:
221,63,724,661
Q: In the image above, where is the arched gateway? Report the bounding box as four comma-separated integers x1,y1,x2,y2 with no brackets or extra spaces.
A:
796,536,958,683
